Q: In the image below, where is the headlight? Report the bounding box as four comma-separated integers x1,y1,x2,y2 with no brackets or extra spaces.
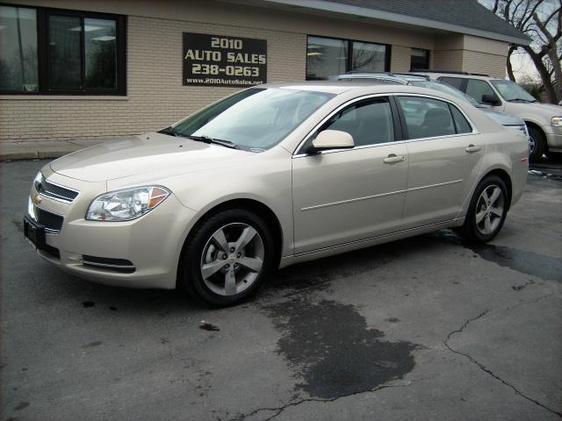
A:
33,171,43,190
86,186,170,221
552,116,562,127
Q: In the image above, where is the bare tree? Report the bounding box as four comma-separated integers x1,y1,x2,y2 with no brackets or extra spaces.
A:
485,0,561,103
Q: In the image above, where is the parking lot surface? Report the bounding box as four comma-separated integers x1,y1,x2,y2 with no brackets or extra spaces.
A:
1,159,561,421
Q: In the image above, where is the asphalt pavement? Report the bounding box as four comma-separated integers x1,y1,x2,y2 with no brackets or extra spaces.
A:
1,159,561,421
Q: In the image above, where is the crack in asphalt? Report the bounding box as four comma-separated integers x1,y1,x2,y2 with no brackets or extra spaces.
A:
444,304,562,418
230,382,411,421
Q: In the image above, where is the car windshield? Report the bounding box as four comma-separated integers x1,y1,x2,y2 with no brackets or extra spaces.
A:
411,80,480,107
169,88,334,151
490,80,536,102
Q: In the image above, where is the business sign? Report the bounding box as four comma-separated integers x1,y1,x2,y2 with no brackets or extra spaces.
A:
183,33,267,87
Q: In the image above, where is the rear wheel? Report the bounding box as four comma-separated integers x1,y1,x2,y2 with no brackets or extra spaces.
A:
457,175,508,243
180,209,275,306
528,126,546,162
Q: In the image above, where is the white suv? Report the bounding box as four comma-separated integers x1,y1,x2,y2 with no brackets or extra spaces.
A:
421,72,562,161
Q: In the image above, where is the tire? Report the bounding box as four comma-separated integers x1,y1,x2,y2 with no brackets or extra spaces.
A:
457,175,509,243
528,126,546,162
179,208,275,306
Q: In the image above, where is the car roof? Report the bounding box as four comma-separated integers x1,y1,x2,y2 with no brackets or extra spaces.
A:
417,72,500,81
335,72,429,84
257,81,467,103
260,80,396,94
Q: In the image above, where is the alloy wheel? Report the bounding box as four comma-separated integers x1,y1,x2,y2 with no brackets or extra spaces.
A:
200,222,265,296
475,184,505,235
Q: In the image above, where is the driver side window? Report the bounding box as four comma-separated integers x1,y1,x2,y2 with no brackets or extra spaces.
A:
466,79,497,104
319,97,395,147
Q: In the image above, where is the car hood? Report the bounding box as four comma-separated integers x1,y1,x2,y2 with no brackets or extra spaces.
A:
50,132,252,182
507,101,562,116
481,108,524,126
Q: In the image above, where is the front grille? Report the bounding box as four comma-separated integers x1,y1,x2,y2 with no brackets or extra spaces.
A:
37,178,79,202
36,208,64,232
82,255,136,273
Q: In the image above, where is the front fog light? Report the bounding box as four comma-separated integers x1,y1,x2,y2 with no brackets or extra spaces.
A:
552,116,562,127
86,186,170,221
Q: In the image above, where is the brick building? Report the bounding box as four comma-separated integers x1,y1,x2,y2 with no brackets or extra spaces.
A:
0,0,529,142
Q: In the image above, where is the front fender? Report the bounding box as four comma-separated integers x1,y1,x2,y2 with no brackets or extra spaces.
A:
164,154,293,260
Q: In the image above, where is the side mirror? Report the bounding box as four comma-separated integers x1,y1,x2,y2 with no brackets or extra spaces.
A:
482,94,501,107
311,130,355,152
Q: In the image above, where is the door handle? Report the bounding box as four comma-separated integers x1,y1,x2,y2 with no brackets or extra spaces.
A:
465,144,481,153
383,153,406,164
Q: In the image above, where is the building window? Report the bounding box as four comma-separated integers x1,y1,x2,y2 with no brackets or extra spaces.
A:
410,48,430,71
306,35,390,80
0,4,126,95
351,42,387,73
0,6,38,92
306,36,348,80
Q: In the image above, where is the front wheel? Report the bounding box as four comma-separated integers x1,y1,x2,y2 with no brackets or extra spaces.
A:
457,175,508,243
528,126,546,162
179,209,275,306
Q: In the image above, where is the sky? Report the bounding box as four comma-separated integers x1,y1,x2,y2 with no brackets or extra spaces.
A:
477,0,557,83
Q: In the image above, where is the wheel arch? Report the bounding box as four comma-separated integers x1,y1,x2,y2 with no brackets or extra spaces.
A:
176,198,284,287
479,168,513,210
525,121,546,141
524,120,543,131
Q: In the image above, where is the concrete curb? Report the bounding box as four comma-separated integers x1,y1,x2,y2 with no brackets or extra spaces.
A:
0,150,78,161
0,137,136,161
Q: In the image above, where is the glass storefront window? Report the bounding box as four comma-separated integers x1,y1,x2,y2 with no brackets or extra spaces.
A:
306,36,348,80
85,18,117,89
351,41,386,72
0,6,38,92
307,36,389,80
48,15,82,90
0,6,125,95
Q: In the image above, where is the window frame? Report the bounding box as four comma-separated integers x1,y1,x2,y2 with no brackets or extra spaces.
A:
316,96,399,148
0,3,126,96
305,34,391,80
294,94,404,156
394,94,476,141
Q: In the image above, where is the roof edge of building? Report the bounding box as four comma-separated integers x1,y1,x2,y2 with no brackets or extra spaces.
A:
251,0,531,46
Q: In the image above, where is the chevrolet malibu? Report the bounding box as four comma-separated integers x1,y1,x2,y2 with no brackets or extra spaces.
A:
24,82,528,305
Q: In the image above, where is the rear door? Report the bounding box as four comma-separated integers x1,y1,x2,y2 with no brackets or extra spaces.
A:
396,95,483,228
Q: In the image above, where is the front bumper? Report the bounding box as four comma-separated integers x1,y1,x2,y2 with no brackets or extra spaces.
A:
545,131,562,152
25,169,196,289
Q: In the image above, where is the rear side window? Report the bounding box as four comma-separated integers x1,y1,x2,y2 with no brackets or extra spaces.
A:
321,97,395,146
398,96,455,139
449,105,472,134
439,77,464,90
465,79,496,103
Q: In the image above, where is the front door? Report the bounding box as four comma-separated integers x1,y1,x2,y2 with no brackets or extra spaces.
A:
292,96,409,254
